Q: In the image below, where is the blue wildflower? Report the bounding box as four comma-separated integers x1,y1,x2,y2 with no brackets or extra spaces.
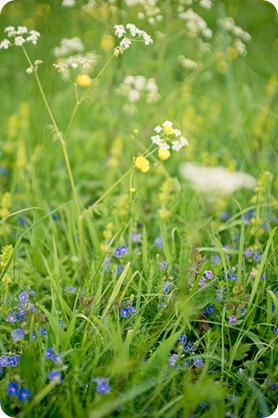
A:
46,348,54,359
8,356,17,367
18,292,29,304
206,305,214,314
178,335,187,344
29,290,37,296
193,357,204,367
0,356,9,367
11,329,24,342
6,312,17,324
128,306,136,314
274,327,278,335
7,382,19,396
160,261,167,270
244,248,252,258
38,328,47,337
204,270,213,278
168,354,178,367
211,255,221,265
93,378,110,394
162,281,172,294
32,332,37,341
120,308,129,318
155,237,163,248
51,353,64,365
48,370,62,384
18,387,31,402
132,232,141,242
253,251,263,262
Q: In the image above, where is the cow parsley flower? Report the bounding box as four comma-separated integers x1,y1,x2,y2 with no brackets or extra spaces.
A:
1,26,40,49
113,23,153,56
151,121,188,155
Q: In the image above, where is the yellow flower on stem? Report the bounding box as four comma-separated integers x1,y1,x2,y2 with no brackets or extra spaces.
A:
158,149,171,161
134,156,150,173
76,74,92,87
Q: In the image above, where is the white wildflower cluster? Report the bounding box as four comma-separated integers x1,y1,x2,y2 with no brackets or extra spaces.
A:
53,37,84,58
124,0,163,25
53,52,99,79
178,8,212,39
151,121,188,152
178,55,198,70
113,24,153,56
218,17,251,56
178,0,213,10
117,75,160,113
0,26,40,50
62,0,76,7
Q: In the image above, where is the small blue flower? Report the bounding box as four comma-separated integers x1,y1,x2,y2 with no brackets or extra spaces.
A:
162,281,172,294
120,308,129,318
120,245,128,255
274,327,278,335
46,348,54,359
18,387,31,402
51,353,64,365
244,248,252,258
93,378,110,394
128,306,136,314
206,305,214,314
253,251,262,262
32,332,37,341
204,270,213,279
29,290,37,297
38,328,47,337
0,356,9,367
132,232,141,242
8,356,17,367
29,303,36,312
155,237,163,248
48,370,62,384
11,329,25,342
7,382,19,396
178,335,187,344
193,357,204,368
67,286,77,293
211,255,221,265
18,292,29,304
6,312,17,324
59,320,65,328
160,261,167,270
168,353,178,367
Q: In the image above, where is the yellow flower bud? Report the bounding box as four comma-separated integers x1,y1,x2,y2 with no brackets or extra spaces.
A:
76,74,92,87
134,156,150,173
133,129,139,135
158,149,171,161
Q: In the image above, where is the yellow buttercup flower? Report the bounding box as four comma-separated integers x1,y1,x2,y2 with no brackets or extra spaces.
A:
134,156,150,173
101,34,115,52
158,149,171,161
163,125,174,136
76,74,92,87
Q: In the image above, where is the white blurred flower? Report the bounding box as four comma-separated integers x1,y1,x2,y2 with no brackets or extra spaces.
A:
1,26,40,49
53,37,84,57
113,23,153,56
0,39,10,49
15,36,25,46
180,163,256,195
62,0,76,7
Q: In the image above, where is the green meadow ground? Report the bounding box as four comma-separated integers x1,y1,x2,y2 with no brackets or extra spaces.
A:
0,1,277,417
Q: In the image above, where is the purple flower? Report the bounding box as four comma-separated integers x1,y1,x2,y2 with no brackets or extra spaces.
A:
6,312,17,324
18,387,31,402
155,237,163,248
204,270,213,279
48,370,62,384
120,308,129,318
0,356,9,367
229,315,237,323
93,378,110,394
7,382,19,396
168,353,178,367
128,306,136,314
18,292,29,304
253,251,262,262
199,277,206,286
193,357,204,367
120,245,128,255
114,246,128,257
244,248,252,258
132,232,141,242
11,328,25,342
211,255,221,265
160,261,167,270
67,286,77,293
274,327,278,335
29,304,36,312
51,353,64,365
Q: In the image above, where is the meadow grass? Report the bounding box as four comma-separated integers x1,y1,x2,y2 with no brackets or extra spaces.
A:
0,1,277,417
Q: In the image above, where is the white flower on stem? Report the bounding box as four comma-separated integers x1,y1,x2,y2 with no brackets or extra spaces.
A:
62,0,76,7
17,26,28,35
0,39,10,49
120,37,132,50
15,36,26,46
114,25,126,38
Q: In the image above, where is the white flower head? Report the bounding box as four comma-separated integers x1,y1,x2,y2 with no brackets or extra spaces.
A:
15,36,26,46
0,39,10,49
